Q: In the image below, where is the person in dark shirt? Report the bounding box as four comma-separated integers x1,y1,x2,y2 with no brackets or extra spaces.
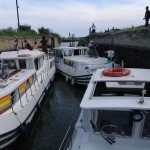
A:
143,6,150,26
14,39,18,50
24,40,33,50
40,36,48,54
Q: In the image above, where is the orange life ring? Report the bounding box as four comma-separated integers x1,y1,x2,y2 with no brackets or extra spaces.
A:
102,68,130,77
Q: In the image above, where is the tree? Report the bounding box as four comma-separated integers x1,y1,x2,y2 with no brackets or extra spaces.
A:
38,27,50,35
18,24,31,31
77,37,86,46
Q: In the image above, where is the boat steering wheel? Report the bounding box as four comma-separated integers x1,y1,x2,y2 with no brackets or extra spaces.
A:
100,124,119,134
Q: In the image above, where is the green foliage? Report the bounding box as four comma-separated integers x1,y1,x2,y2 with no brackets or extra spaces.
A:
52,32,62,43
77,37,87,46
0,25,61,44
0,27,17,36
18,24,31,31
38,27,50,35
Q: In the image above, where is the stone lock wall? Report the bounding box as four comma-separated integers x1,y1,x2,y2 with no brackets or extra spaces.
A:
0,36,59,52
89,28,150,68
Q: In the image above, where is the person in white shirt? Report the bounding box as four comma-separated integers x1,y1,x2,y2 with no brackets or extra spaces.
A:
88,41,93,49
106,50,115,61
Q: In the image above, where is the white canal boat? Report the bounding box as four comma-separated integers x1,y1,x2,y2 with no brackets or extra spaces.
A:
53,46,115,85
64,68,150,150
0,49,55,149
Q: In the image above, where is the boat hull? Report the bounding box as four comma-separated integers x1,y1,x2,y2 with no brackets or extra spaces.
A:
0,67,55,149
57,68,92,85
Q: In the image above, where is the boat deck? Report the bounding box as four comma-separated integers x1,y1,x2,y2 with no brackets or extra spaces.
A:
80,68,150,110
0,69,35,97
72,129,150,150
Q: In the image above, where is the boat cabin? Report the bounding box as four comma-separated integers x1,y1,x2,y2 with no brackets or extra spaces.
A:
0,50,45,75
54,46,89,58
79,68,150,149
0,50,46,114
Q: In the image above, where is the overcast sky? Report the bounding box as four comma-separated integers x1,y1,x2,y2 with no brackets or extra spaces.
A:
0,0,149,37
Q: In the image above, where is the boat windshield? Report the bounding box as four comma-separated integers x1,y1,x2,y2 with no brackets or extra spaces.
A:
93,81,150,97
2,59,16,69
64,50,73,56
93,110,133,136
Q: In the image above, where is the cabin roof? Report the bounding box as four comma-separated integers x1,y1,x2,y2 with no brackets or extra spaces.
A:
80,68,150,110
93,68,150,82
0,50,44,59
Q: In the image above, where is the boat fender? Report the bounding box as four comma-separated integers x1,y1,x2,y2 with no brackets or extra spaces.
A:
50,80,54,86
36,104,42,113
66,76,69,82
71,78,75,86
19,124,28,139
132,111,143,122
44,89,49,96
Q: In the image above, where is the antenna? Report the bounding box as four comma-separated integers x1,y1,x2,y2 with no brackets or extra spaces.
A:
139,89,146,104
16,0,20,28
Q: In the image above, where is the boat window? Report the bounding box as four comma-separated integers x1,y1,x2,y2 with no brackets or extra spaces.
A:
19,59,26,69
74,50,80,55
34,56,44,70
11,88,19,104
26,59,33,69
64,50,72,56
38,56,44,69
32,74,36,83
95,110,133,136
0,60,9,79
64,59,73,66
82,48,88,55
50,60,55,68
93,82,145,97
4,59,16,69
55,50,63,58
34,58,38,70
142,112,150,138
42,56,44,66
26,79,30,89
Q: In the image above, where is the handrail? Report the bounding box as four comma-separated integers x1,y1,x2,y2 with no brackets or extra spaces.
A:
3,66,49,114
59,126,71,150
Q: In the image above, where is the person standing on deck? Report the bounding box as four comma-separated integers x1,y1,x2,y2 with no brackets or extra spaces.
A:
88,41,94,49
40,36,48,58
24,40,33,50
106,49,115,62
143,6,150,26
14,39,18,51
33,41,38,49
91,23,96,33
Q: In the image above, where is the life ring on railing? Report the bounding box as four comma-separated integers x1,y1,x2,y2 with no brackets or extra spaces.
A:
102,68,130,77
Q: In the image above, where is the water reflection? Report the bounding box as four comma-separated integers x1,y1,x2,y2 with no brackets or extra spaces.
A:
59,42,78,47
12,74,86,150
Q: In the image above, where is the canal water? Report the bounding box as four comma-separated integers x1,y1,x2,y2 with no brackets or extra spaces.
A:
12,74,86,150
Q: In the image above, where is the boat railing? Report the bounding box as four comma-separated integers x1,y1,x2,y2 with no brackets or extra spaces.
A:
59,126,76,150
48,51,54,59
1,64,52,115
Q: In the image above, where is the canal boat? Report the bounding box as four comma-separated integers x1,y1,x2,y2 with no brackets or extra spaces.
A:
53,46,116,85
65,68,150,150
0,49,55,149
